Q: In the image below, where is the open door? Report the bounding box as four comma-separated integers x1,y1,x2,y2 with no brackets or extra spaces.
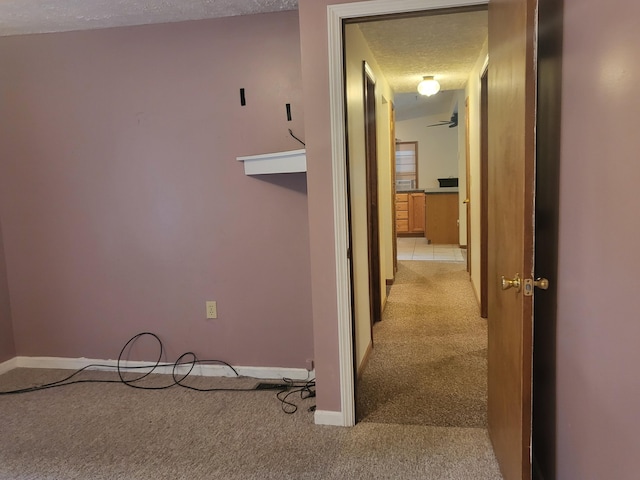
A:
363,63,381,326
464,97,471,274
487,0,537,479
390,103,398,276
480,68,489,319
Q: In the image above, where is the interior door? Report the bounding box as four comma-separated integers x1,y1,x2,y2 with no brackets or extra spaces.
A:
487,0,537,479
464,97,471,274
364,64,381,326
480,69,489,319
390,103,398,276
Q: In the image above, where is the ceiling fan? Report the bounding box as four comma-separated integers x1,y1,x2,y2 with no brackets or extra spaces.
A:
427,112,458,128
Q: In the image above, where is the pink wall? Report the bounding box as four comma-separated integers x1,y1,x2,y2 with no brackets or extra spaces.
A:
0,220,15,363
557,0,640,478
299,0,358,412
0,12,314,368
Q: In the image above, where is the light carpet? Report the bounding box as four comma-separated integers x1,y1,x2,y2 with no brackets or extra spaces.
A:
357,261,488,428
0,367,502,479
0,261,501,479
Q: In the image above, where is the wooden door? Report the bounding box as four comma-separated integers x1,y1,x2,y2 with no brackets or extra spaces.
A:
364,65,381,326
465,97,471,273
480,69,489,319
390,104,398,275
487,0,537,479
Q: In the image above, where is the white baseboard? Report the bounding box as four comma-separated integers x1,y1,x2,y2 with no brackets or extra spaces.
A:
314,409,346,426
0,357,17,376
12,356,312,380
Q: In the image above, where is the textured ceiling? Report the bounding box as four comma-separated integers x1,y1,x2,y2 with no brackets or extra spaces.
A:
0,0,298,36
358,10,488,94
0,1,486,121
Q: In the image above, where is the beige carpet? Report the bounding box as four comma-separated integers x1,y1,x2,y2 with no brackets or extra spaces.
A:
357,261,488,427
0,263,501,479
0,367,502,479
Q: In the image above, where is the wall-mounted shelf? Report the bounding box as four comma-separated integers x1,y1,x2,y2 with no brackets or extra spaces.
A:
237,149,306,175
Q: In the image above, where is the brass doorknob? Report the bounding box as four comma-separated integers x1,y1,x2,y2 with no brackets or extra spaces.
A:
501,273,522,292
463,198,470,204
534,278,549,290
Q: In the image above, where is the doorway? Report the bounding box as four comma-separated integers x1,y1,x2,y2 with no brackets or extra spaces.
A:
344,8,489,428
327,0,543,478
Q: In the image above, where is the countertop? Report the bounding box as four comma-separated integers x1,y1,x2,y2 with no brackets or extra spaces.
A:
397,187,459,194
424,187,459,194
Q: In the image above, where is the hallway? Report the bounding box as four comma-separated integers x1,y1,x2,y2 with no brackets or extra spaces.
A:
357,260,487,428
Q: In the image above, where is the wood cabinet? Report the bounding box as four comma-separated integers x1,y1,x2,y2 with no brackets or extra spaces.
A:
425,192,459,244
395,192,425,235
396,194,409,233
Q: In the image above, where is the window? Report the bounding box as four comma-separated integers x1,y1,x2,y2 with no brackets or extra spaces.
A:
395,141,418,190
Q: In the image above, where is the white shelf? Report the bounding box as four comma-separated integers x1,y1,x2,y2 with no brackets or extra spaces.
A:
237,149,306,175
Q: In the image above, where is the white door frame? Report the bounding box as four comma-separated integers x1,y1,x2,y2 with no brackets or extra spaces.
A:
326,0,488,427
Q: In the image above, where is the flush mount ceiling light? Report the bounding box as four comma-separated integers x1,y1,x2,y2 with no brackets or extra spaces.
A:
417,76,441,96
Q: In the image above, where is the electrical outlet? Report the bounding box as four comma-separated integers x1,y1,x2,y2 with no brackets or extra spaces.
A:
206,301,217,319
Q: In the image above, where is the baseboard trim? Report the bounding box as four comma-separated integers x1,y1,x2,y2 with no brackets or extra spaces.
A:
13,356,311,380
397,233,425,238
314,409,345,426
471,278,481,309
0,357,18,376
357,341,373,381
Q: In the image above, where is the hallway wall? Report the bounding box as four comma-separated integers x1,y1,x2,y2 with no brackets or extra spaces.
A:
344,24,395,374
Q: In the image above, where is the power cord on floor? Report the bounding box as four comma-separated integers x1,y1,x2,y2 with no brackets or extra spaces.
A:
276,377,316,414
0,331,315,414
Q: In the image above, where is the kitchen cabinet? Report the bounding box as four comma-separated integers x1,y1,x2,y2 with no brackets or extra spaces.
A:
425,192,459,244
395,192,425,235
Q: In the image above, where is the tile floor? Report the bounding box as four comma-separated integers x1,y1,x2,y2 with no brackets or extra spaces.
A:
397,237,466,262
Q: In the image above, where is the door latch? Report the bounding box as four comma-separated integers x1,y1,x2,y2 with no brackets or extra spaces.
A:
523,278,550,296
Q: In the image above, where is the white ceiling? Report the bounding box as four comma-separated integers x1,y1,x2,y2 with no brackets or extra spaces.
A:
0,0,298,36
358,10,488,94
0,1,486,120
357,10,488,120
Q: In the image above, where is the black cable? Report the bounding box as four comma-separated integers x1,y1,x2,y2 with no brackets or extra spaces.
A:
0,332,314,414
0,332,253,395
116,331,168,390
276,377,316,414
288,128,305,147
